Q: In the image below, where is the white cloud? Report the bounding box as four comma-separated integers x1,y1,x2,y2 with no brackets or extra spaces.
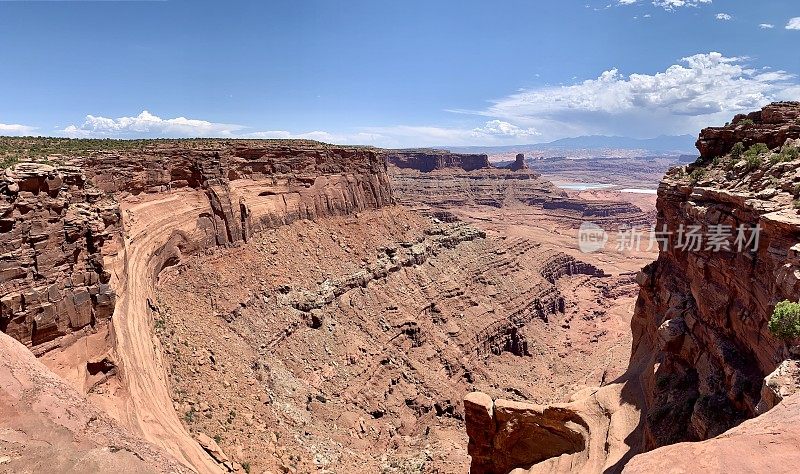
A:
0,123,37,136
62,110,245,138
787,17,800,30
715,13,732,21
760,23,775,29
651,0,711,11
617,0,638,5
471,120,540,139
451,52,800,140
244,130,386,145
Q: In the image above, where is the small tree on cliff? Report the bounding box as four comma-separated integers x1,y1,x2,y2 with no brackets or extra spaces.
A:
769,301,800,340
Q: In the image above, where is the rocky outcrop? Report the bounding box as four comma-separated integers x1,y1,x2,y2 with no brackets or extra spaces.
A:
464,393,587,474
506,153,529,171
463,102,800,473
0,331,190,473
696,101,800,158
386,149,491,172
0,164,121,349
632,110,800,446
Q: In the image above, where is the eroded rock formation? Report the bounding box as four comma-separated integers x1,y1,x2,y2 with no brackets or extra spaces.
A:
0,164,120,349
696,101,800,158
632,106,800,447
464,102,800,473
386,149,491,172
0,140,396,473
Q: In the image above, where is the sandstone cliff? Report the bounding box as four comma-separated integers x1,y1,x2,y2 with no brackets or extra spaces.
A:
631,103,800,446
386,149,491,172
1,164,120,350
0,139,395,473
463,102,800,473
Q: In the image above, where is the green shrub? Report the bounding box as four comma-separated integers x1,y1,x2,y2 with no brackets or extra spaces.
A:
738,118,755,127
743,143,769,170
1,155,19,169
778,145,799,163
689,168,705,184
730,142,745,160
769,301,800,340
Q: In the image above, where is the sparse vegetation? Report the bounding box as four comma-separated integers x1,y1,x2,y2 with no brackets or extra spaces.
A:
777,145,799,163
1,155,20,169
184,407,196,423
689,168,705,184
742,143,769,170
769,301,800,340
738,118,755,127
730,142,745,160
242,462,251,474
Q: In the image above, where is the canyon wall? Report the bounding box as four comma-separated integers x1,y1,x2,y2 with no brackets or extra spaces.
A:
0,140,396,473
0,141,393,350
631,102,800,447
0,164,120,350
464,102,800,473
386,149,491,172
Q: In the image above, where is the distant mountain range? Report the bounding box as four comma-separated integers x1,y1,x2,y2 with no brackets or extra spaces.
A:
450,134,696,155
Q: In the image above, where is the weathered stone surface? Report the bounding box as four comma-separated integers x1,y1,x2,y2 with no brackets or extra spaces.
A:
0,163,121,348
1,141,395,350
386,149,490,172
507,153,529,171
464,393,587,474
696,101,800,158
632,102,800,448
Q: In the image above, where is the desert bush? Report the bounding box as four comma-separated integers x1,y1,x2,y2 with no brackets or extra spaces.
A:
769,301,800,340
743,143,769,170
689,168,705,184
778,145,799,163
738,118,755,127
730,142,745,160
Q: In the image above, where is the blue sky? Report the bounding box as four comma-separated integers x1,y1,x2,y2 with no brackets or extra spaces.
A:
0,0,798,147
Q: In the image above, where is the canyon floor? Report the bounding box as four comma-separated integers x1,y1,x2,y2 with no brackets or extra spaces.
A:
152,193,656,473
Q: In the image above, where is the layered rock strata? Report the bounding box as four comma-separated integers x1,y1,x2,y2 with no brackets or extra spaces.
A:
386,149,491,172
0,164,120,350
0,140,396,473
464,102,800,472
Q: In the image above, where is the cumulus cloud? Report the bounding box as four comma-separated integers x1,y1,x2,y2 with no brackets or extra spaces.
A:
787,17,800,30
0,123,37,136
62,110,246,138
452,52,800,139
760,23,775,29
652,0,712,10
471,120,540,139
715,13,732,21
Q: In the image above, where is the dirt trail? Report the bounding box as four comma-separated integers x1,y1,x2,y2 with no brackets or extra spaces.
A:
108,190,221,473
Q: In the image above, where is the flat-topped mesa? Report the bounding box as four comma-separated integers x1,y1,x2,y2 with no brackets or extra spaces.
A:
386,149,491,172
696,101,800,158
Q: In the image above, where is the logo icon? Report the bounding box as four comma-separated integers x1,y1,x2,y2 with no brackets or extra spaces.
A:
578,222,608,253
